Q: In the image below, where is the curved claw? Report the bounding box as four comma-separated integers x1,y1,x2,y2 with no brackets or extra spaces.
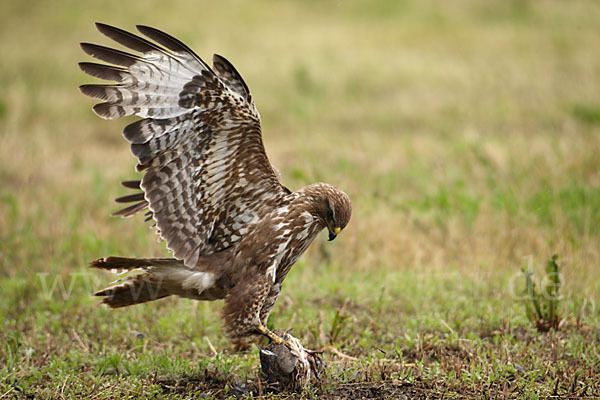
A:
305,349,325,380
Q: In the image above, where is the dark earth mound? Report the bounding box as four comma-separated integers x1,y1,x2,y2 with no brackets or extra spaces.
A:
157,371,445,399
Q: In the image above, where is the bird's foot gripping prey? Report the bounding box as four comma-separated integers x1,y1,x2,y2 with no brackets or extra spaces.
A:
257,324,287,345
80,23,351,391
259,330,324,392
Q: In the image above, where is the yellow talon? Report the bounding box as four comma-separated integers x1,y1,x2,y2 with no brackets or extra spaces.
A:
257,325,287,346
269,333,285,345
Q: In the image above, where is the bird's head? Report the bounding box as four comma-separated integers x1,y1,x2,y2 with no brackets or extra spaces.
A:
313,184,352,241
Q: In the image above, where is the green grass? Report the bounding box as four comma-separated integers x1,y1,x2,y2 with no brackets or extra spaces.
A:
1,0,600,398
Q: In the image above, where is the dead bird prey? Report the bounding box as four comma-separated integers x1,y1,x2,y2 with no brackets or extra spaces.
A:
79,23,351,381
259,331,324,392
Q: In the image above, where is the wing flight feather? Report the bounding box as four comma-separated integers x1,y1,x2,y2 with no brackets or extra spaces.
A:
80,23,286,266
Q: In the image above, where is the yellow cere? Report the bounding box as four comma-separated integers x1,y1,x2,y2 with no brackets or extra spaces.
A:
333,227,341,235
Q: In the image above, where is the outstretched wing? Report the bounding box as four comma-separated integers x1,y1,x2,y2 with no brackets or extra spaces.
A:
80,23,288,267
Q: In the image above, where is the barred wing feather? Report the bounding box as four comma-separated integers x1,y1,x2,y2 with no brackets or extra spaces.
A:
80,23,287,267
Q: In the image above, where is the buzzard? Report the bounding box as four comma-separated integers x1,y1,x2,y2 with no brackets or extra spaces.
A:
79,23,351,346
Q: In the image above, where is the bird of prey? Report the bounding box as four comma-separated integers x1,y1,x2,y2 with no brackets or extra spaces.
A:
79,23,351,346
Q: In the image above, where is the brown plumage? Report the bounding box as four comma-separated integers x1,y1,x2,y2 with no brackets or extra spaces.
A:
81,23,352,344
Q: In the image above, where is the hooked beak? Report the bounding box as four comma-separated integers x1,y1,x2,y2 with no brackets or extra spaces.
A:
328,226,341,241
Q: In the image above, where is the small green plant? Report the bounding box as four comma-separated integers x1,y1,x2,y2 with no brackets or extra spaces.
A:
329,307,350,344
523,254,564,332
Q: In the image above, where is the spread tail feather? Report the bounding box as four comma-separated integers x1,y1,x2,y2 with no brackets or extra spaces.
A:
94,274,171,308
91,256,182,308
90,256,180,273
90,256,221,308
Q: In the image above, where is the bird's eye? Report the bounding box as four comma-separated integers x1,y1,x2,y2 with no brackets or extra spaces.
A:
326,209,333,220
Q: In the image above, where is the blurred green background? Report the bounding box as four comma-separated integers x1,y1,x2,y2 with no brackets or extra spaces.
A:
1,0,599,398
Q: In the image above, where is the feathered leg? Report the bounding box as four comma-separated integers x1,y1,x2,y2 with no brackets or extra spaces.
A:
222,274,288,345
